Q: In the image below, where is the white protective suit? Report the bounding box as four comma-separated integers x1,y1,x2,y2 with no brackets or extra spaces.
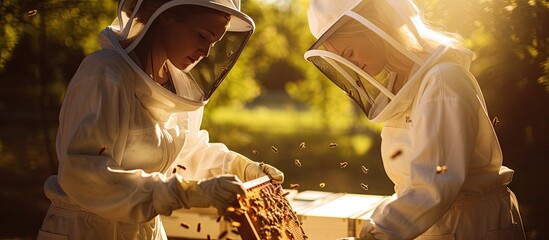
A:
305,0,526,239
37,0,282,239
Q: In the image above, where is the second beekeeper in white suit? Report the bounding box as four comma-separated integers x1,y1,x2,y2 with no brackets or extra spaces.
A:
305,0,526,239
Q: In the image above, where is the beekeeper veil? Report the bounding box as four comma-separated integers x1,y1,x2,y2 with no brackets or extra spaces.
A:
305,0,459,119
110,0,254,102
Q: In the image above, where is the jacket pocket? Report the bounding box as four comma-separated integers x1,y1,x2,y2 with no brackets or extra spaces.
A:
415,233,455,240
37,230,68,240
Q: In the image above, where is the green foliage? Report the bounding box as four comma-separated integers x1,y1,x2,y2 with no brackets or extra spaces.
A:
0,0,24,70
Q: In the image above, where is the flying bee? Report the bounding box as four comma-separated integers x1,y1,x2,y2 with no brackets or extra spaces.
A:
271,146,278,153
294,159,302,167
360,183,369,191
289,183,299,190
171,168,177,174
319,182,326,188
252,149,259,154
177,164,186,170
492,117,500,126
230,221,241,227
436,165,448,174
339,162,348,168
299,142,306,149
218,231,228,239
361,165,369,175
27,10,38,17
329,142,339,148
391,150,402,159
180,222,189,229
197,223,201,232
98,146,107,155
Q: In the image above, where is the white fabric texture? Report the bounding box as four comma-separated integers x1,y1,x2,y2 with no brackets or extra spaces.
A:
307,0,525,239
359,58,525,239
37,5,247,239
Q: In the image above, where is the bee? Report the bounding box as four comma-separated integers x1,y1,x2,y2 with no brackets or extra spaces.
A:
299,142,306,149
177,164,186,170
226,206,236,212
216,215,222,222
197,223,201,232
207,234,211,240
289,183,299,190
171,168,177,174
319,183,326,188
492,117,500,126
348,89,354,98
390,150,402,159
294,159,302,167
230,221,241,227
271,146,278,153
180,222,190,229
27,10,38,17
252,150,259,154
360,183,369,191
361,165,369,175
218,230,228,239
339,162,348,168
436,165,448,174
98,146,107,155
282,191,290,197
329,142,339,148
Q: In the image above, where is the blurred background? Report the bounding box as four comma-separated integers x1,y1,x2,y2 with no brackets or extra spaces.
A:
0,0,547,239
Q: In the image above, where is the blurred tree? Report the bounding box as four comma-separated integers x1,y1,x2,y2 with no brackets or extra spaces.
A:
213,0,364,132
421,0,548,162
0,0,117,173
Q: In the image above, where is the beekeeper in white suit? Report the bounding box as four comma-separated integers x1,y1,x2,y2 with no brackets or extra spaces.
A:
305,0,526,239
37,0,283,239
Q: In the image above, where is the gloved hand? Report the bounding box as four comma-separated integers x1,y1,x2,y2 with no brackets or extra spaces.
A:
358,232,377,240
175,174,245,214
359,220,378,240
230,154,284,184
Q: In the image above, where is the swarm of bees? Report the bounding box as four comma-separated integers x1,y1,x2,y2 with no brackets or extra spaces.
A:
177,141,387,238
284,141,371,192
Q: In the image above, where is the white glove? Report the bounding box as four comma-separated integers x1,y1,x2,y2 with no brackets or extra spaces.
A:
359,220,378,240
230,154,284,184
175,175,245,214
359,232,377,240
